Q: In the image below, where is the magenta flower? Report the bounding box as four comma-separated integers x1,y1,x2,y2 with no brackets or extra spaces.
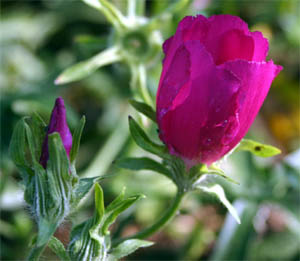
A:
40,97,72,168
156,14,282,167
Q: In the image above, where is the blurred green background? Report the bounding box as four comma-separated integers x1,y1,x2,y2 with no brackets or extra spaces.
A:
1,0,299,260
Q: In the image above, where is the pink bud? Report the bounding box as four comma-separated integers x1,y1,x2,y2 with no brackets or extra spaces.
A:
156,15,282,167
40,97,72,168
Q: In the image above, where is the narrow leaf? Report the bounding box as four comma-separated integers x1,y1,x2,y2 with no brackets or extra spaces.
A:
110,239,153,259
95,183,105,220
129,99,156,122
128,116,167,158
106,187,125,213
55,46,121,85
70,116,86,163
116,157,171,178
237,139,281,157
198,184,240,224
102,194,144,234
48,236,71,261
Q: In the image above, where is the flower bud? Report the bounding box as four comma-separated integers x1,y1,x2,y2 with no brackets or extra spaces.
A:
40,97,72,168
156,14,282,167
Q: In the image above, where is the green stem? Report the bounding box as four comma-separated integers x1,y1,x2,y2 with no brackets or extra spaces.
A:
114,189,185,245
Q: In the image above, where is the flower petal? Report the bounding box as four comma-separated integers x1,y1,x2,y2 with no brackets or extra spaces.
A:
176,14,269,64
158,41,241,166
40,97,72,168
219,60,283,155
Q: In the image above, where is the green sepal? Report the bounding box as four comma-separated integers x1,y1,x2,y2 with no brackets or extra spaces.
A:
115,157,172,179
48,236,71,261
129,99,156,122
237,139,281,157
70,116,86,164
9,118,32,174
128,116,167,158
47,132,71,182
194,164,239,185
36,218,58,247
109,239,153,259
27,113,47,162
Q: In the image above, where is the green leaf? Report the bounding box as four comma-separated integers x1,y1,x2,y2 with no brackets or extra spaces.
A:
196,184,241,224
128,116,167,158
237,139,281,157
48,236,71,261
129,99,156,122
116,157,171,178
55,46,121,85
110,239,153,259
95,183,105,220
70,116,86,163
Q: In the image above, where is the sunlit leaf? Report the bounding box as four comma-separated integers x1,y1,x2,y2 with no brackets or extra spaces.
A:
237,139,281,157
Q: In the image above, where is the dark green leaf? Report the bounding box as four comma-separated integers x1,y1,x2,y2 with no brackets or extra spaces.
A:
237,139,281,157
116,157,171,178
128,116,167,158
110,239,153,259
70,116,86,163
129,99,156,122
48,236,71,261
